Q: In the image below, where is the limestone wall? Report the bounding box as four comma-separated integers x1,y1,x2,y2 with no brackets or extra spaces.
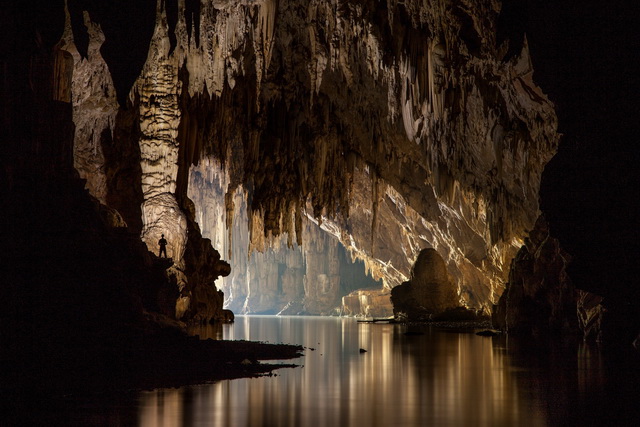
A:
61,0,559,317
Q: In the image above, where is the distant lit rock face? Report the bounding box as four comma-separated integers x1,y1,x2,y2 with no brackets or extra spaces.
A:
65,1,559,317
188,161,381,315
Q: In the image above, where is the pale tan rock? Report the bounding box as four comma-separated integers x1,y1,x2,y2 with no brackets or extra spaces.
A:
59,10,118,203
64,0,560,318
341,289,394,318
141,193,187,260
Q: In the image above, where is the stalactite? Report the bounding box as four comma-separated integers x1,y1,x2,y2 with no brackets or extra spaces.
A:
63,0,559,316
60,7,119,204
370,168,381,257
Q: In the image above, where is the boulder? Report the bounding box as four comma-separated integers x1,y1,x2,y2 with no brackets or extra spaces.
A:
391,248,460,320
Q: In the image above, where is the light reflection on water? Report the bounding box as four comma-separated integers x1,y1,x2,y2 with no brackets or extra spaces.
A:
139,316,562,426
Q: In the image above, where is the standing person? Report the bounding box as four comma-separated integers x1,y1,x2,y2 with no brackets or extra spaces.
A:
158,234,168,258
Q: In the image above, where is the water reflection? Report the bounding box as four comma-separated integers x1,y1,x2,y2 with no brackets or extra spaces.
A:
139,316,553,426
186,322,223,341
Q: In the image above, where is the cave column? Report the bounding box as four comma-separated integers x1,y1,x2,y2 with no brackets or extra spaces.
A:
138,3,187,263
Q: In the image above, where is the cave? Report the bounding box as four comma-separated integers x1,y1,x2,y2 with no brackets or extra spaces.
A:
2,0,640,425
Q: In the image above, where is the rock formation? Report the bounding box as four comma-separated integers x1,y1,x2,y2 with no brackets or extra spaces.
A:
15,0,560,320
577,290,605,342
174,0,557,316
57,3,233,322
59,9,119,204
492,216,577,335
391,248,462,320
0,4,315,402
188,161,381,315
493,217,638,344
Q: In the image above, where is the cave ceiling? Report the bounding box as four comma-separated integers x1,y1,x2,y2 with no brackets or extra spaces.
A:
63,0,559,314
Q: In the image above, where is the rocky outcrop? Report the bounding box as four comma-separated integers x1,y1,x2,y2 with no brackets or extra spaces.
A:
1,6,309,402
391,248,462,320
341,289,394,318
494,221,639,344
575,293,640,347
492,216,577,335
178,198,231,322
58,3,232,322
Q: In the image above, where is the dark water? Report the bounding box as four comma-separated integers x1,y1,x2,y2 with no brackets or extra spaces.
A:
17,316,640,426
136,316,639,427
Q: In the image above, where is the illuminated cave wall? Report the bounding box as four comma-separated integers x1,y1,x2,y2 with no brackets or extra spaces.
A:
188,160,382,315
62,0,558,318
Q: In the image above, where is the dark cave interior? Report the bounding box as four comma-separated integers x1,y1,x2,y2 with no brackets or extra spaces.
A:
41,0,640,306
508,0,640,317
2,1,640,404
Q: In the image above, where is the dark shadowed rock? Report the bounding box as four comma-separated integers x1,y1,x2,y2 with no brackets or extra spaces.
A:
492,216,577,335
476,330,500,337
577,290,605,342
222,309,235,323
432,307,486,322
391,248,460,320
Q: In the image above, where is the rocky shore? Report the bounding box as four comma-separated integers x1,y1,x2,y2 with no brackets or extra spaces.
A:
1,321,303,426
0,171,303,408
2,323,304,398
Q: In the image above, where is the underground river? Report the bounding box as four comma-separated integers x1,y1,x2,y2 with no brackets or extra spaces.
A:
144,316,640,426
38,315,640,426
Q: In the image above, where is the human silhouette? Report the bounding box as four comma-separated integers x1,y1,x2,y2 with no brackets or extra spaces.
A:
158,234,168,258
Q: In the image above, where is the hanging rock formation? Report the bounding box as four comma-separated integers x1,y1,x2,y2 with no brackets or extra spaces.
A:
56,0,559,318
179,0,557,315
188,161,381,315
